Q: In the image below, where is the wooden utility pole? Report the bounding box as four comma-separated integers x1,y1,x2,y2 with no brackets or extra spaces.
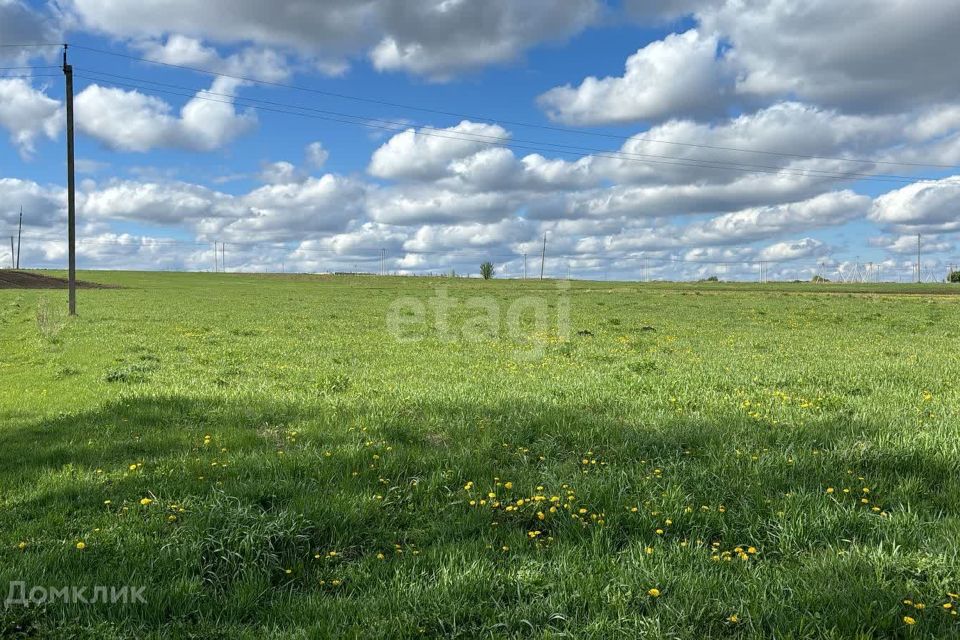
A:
63,45,77,315
539,233,546,280
9,237,13,268
16,206,22,269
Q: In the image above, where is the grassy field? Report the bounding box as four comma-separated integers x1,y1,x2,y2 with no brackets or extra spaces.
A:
1,271,959,638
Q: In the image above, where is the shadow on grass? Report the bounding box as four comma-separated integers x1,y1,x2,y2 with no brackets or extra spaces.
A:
2,395,958,638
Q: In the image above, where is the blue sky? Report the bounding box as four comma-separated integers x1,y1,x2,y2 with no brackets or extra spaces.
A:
2,0,959,280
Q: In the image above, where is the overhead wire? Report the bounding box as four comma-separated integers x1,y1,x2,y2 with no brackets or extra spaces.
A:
72,69,928,185
67,43,959,170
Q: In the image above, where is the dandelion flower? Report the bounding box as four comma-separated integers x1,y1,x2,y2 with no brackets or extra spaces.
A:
139,498,153,506
647,588,661,597
76,541,86,550
903,616,916,625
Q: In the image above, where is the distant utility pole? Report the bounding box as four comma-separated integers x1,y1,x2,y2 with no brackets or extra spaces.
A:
213,242,218,272
917,234,922,283
523,253,527,279
221,243,226,273
9,237,13,268
16,206,22,269
539,233,547,280
62,45,77,315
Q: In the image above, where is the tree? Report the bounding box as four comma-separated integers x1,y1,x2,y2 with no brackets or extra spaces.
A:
480,261,494,280
949,270,960,283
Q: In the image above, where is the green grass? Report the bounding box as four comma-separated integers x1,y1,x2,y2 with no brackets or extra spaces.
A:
1,271,959,638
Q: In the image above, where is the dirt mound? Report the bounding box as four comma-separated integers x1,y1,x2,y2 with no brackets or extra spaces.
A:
0,271,113,289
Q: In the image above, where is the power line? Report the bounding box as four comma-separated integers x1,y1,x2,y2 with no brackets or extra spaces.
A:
0,65,61,70
0,73,62,79
75,67,927,183
71,71,927,185
67,43,959,170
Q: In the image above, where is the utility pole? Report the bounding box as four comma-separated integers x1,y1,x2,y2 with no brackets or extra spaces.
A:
9,237,13,268
539,233,547,280
63,45,77,315
917,234,921,283
16,206,22,269
221,242,226,273
213,242,218,272
523,253,527,280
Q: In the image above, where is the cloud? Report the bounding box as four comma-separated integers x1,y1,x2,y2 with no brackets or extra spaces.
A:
0,177,64,228
367,185,517,225
368,121,510,181
81,179,242,224
869,176,960,232
622,0,716,20
134,35,291,81
65,0,600,79
538,30,729,125
540,0,960,125
757,237,827,262
367,0,599,79
0,1,61,64
0,79,63,159
704,0,960,112
680,191,871,246
219,174,367,239
870,234,953,255
74,77,256,151
305,142,329,169
258,160,304,185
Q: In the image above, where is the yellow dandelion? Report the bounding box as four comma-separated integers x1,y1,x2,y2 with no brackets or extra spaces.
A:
903,616,916,625
647,588,661,597
139,497,153,506
76,541,86,550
